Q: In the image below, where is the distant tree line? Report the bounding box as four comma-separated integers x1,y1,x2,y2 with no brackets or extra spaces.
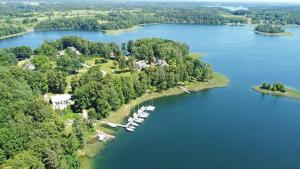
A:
0,25,25,37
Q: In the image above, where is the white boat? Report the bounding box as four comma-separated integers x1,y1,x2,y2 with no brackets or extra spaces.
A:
137,109,143,114
128,117,133,122
132,122,139,127
140,112,149,118
135,118,144,123
133,113,138,118
140,106,146,111
146,106,155,111
126,127,134,132
129,126,136,129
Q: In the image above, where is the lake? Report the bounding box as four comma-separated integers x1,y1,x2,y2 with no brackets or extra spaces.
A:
1,24,300,168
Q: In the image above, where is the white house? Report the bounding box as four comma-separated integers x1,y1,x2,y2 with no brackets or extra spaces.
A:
51,94,73,110
135,60,149,70
68,47,81,55
155,58,168,66
24,63,36,70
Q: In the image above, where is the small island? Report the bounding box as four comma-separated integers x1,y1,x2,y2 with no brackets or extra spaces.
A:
254,24,292,36
253,82,300,100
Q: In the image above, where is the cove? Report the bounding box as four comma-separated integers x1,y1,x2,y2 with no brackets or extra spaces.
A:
1,24,300,168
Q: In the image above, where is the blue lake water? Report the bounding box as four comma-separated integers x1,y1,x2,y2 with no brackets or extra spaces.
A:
1,24,300,168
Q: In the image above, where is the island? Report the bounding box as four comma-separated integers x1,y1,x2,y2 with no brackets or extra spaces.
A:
254,24,292,36
0,36,228,168
253,82,300,100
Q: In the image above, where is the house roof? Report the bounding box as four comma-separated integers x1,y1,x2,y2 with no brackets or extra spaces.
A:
51,94,71,103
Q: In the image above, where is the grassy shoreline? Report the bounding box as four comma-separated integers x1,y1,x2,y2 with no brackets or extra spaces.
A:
253,86,300,100
254,30,294,36
0,32,27,40
78,72,229,169
102,25,142,35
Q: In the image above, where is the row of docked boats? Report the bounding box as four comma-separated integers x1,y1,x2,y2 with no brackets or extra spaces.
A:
126,105,155,132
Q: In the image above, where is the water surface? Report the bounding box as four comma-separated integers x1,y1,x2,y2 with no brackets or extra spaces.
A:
1,25,300,169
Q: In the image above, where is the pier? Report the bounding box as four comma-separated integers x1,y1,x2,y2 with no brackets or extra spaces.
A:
100,105,156,132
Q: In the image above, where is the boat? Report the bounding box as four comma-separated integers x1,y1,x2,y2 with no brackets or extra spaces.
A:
132,122,139,126
135,118,144,123
126,127,134,132
137,109,143,114
140,106,146,111
146,106,155,111
140,112,149,118
129,126,136,129
128,117,133,122
133,113,138,117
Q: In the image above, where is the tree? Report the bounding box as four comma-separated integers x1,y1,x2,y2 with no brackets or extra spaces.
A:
24,71,49,94
95,98,111,118
118,55,127,71
1,151,44,169
0,50,17,66
202,64,213,81
57,54,81,74
47,70,67,93
43,148,60,169
127,56,136,72
32,55,53,72
8,46,32,60
121,76,137,103
35,42,57,58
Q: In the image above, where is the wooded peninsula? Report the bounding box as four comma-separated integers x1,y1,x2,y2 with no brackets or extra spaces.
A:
0,36,228,168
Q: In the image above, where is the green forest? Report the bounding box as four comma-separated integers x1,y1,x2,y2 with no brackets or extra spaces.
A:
255,24,285,34
0,36,214,168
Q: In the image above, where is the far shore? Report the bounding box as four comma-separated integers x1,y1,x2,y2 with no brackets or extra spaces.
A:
1,24,298,40
78,72,229,169
254,30,294,36
253,86,300,100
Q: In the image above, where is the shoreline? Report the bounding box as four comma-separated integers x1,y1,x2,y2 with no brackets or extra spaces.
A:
252,86,300,100
254,30,294,36
102,25,143,35
78,72,229,169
